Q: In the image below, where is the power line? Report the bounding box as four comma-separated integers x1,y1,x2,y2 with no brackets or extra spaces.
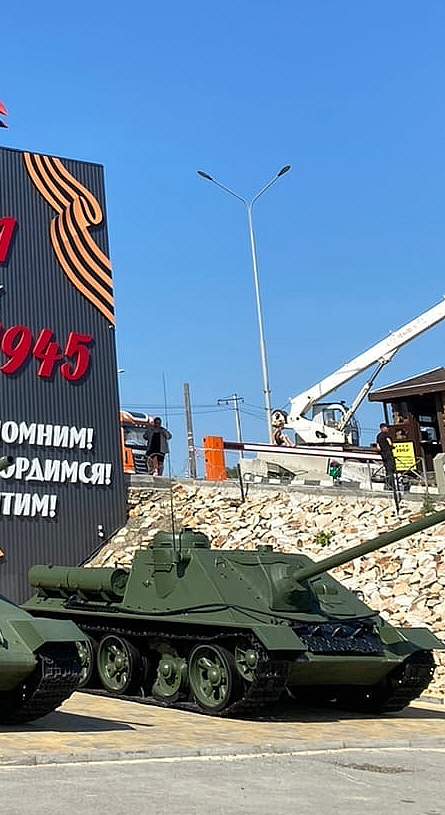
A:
217,394,244,460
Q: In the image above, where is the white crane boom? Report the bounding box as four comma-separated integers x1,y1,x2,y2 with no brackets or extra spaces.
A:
288,298,445,424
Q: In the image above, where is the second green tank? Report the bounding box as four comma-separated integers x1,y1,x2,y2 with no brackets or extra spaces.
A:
0,591,85,724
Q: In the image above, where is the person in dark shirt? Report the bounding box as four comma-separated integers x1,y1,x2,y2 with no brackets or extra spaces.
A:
376,422,395,490
143,417,172,476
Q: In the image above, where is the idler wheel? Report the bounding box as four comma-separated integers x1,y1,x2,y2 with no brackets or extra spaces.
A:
97,635,143,695
188,644,242,714
152,651,188,704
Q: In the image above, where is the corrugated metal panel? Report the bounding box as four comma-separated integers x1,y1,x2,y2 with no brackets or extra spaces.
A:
0,146,126,602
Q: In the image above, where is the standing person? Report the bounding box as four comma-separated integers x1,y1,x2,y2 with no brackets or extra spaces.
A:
376,422,396,490
143,417,172,476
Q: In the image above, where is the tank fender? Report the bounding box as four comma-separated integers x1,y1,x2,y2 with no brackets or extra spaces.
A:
10,618,86,652
378,624,445,654
250,623,307,653
395,627,445,651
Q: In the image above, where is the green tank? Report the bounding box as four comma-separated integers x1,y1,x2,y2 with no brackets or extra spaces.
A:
23,509,445,718
0,457,86,724
0,592,86,724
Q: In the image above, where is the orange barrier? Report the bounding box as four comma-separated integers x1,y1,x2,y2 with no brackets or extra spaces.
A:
203,436,227,481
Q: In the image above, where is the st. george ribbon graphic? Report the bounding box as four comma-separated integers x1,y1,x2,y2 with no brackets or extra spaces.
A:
23,152,115,325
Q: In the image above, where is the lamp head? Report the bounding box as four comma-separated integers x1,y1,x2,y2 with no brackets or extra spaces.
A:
197,170,213,181
277,165,291,177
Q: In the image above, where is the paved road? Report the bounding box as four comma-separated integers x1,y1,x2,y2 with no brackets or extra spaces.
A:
0,692,444,766
1,748,444,815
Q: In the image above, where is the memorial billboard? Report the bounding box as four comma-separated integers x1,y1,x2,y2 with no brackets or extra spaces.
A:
0,146,125,601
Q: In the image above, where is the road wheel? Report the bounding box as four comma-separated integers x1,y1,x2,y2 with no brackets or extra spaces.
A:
152,650,188,704
77,635,98,688
188,644,242,714
97,635,142,695
234,640,259,682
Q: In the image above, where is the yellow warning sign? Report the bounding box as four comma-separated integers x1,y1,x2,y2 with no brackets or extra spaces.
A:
393,441,416,471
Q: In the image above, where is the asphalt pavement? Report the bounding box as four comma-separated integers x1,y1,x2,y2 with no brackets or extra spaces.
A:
0,692,444,766
2,749,445,815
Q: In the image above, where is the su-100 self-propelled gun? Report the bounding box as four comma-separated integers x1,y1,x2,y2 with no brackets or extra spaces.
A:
24,509,445,718
0,456,86,724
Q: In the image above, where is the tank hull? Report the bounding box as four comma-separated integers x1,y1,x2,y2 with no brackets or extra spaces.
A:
20,605,441,716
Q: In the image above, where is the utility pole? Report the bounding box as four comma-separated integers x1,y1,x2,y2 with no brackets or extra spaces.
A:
218,394,244,462
183,383,197,478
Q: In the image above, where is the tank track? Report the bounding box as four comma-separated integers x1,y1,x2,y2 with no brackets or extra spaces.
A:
225,640,289,719
371,649,436,713
82,621,289,718
331,649,436,714
0,642,82,725
79,619,437,718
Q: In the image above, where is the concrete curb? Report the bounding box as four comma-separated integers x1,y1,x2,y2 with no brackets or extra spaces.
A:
2,735,445,767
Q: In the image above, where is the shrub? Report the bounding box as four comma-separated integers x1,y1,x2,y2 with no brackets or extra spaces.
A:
314,530,335,546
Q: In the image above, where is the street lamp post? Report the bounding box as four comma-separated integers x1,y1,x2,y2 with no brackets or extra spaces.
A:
198,166,291,443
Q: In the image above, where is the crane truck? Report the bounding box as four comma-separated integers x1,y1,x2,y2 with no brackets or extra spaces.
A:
239,298,445,485
271,298,445,446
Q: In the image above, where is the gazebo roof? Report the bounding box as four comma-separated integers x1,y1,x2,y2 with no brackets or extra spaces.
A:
368,367,445,402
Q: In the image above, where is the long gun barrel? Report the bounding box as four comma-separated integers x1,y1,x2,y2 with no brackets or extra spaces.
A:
0,456,13,472
293,507,445,583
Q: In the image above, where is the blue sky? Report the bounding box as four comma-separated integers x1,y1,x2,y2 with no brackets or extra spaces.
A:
3,1,445,475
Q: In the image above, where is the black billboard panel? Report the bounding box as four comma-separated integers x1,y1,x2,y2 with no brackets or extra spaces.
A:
0,146,126,602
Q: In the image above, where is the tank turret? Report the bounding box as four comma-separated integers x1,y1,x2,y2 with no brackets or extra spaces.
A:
23,510,445,718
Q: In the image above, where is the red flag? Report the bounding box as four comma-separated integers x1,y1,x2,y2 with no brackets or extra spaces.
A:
0,100,7,116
